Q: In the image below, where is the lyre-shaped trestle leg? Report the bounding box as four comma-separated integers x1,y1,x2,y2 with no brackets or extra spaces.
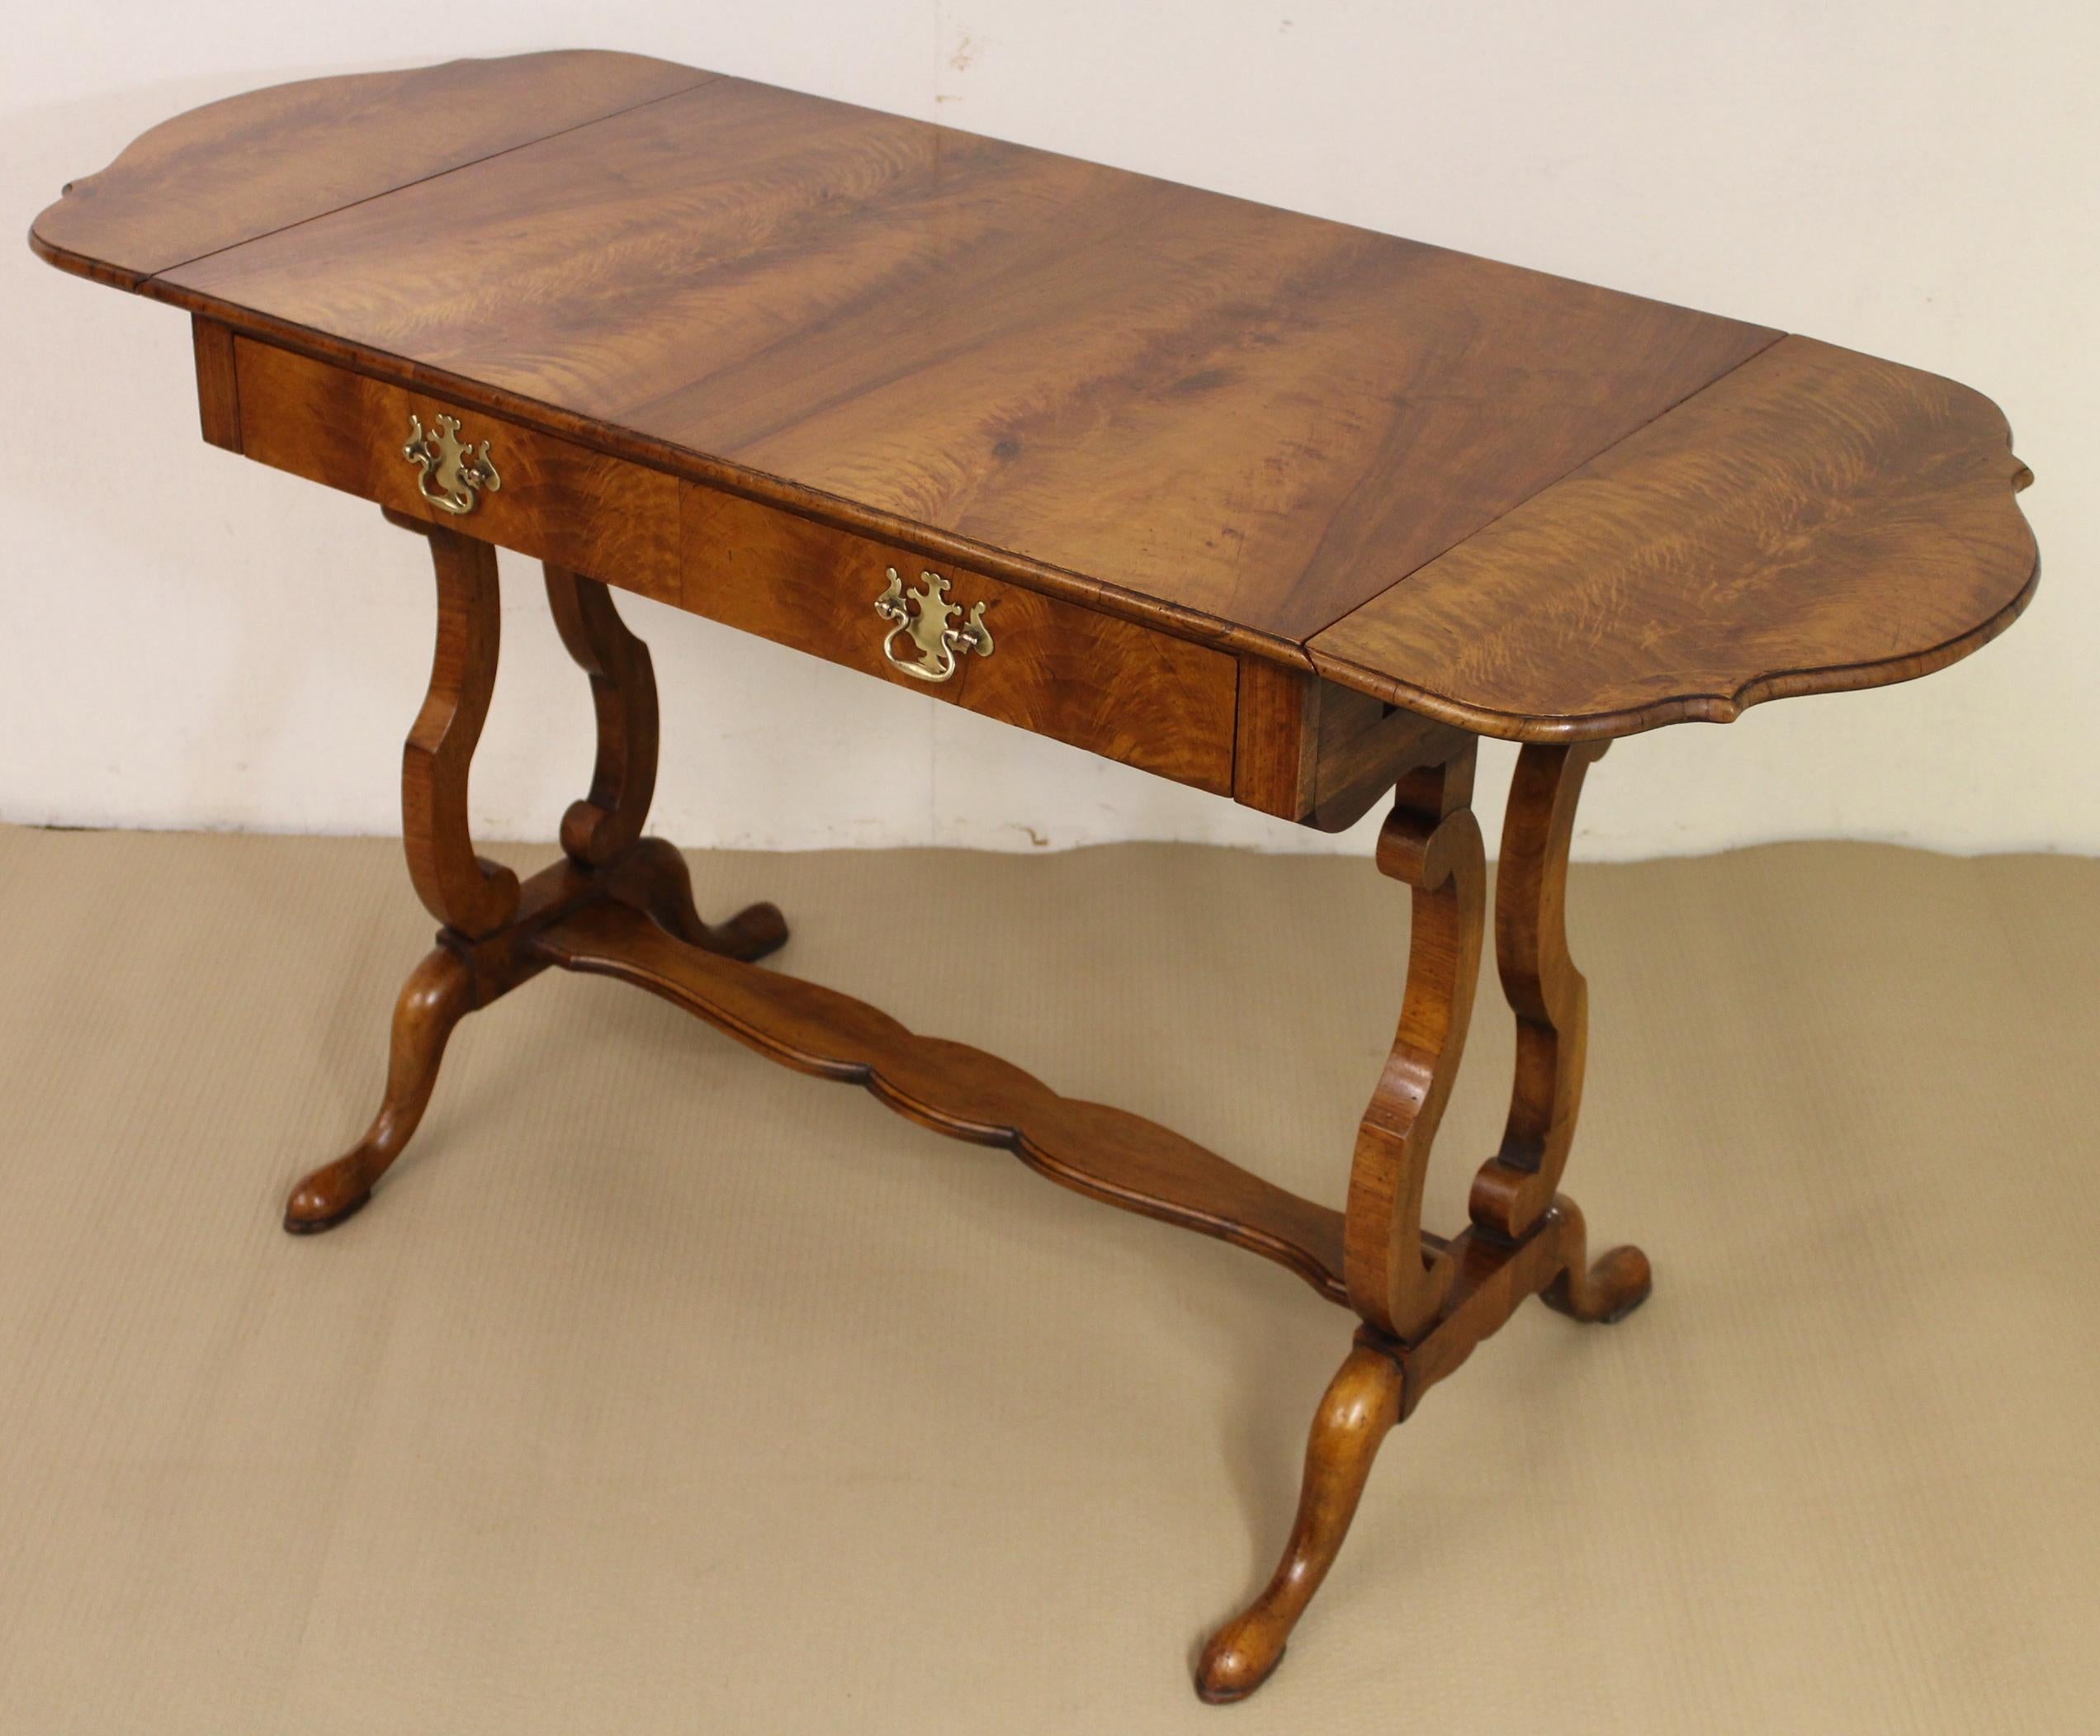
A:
1194,740,1652,1702
284,526,786,1232
285,523,513,1231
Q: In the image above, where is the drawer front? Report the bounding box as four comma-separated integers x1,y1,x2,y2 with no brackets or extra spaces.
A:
680,485,1238,794
229,338,679,603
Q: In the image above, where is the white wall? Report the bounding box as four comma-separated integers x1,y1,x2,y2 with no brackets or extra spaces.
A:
5,2,2093,856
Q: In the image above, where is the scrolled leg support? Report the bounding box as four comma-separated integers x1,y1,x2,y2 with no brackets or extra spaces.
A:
1542,1194,1653,1324
621,836,788,963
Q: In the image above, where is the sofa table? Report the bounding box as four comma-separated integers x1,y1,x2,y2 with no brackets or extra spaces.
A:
30,50,2038,1703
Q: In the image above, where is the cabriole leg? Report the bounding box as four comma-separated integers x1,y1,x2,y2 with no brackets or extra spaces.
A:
283,944,475,1232
1194,1337,1405,1703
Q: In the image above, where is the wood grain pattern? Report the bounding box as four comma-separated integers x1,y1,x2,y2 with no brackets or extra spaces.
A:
680,482,1239,793
1194,729,1653,1699
529,897,1353,1302
958,583,1237,796
1231,664,1469,828
57,59,1772,655
190,315,239,451
1194,1341,1404,1704
283,840,789,1232
33,54,2036,745
1342,749,1487,1341
1310,336,2041,740
1232,660,1322,820
544,566,659,868
286,517,787,1234
235,338,681,604
31,51,2032,1713
29,51,707,286
234,333,1235,793
283,942,478,1234
1196,1199,1651,1701
400,524,518,938
1471,742,1607,1240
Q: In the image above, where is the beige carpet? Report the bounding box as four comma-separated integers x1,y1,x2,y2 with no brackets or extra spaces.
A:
1,825,2095,1734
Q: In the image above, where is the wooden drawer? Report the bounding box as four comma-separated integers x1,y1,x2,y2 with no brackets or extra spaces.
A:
215,334,1237,796
227,338,679,603
679,485,1238,794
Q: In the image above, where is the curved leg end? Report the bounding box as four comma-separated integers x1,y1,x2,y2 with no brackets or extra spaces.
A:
282,946,474,1236
710,900,791,963
1194,1616,1289,1705
1193,1341,1405,1705
1541,1199,1653,1323
1551,1243,1653,1323
283,1160,376,1234
622,839,789,963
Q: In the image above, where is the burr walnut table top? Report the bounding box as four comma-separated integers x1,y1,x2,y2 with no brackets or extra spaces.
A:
32,49,2036,741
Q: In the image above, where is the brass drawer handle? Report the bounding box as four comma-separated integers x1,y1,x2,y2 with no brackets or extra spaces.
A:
874,567,994,683
403,412,501,515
